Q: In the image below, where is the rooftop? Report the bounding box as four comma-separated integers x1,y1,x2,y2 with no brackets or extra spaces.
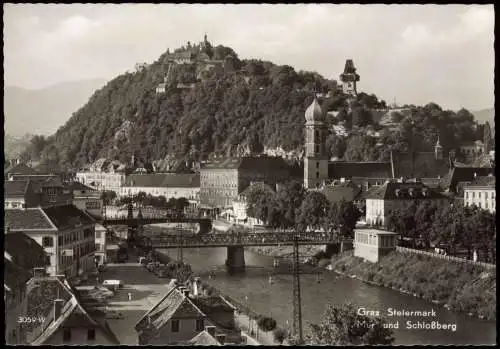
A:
4,180,31,198
4,163,38,176
355,228,399,235
124,173,200,188
466,175,495,188
328,161,392,180
200,156,290,172
187,330,222,346
364,181,448,200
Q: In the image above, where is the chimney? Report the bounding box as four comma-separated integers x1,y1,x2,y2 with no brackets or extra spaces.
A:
33,267,46,278
205,326,216,336
215,334,226,344
53,299,64,320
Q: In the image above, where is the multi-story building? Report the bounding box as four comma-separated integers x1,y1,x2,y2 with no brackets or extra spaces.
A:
5,205,96,277
364,179,451,226
94,224,108,265
75,171,125,194
120,173,200,202
69,182,103,217
464,175,496,213
460,140,485,159
4,179,73,209
200,156,292,210
354,228,399,263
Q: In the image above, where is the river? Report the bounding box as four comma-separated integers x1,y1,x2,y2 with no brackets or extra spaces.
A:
157,246,496,345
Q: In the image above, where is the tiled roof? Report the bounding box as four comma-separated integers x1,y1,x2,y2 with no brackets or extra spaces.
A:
320,182,362,204
5,232,47,271
187,330,222,346
26,277,120,345
135,286,205,342
4,163,38,176
42,205,95,230
364,181,448,200
447,167,493,192
124,173,200,188
391,151,451,178
67,181,96,191
328,161,392,179
5,208,55,230
467,175,495,187
4,180,30,198
200,156,290,172
191,295,236,314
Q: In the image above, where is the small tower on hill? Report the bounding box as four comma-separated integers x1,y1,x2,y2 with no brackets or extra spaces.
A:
340,59,360,96
435,136,443,160
304,96,329,189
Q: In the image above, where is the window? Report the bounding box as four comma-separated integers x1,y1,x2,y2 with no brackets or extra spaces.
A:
315,145,319,154
316,172,319,179
478,202,482,208
46,255,51,265
96,231,102,239
196,319,204,331
465,192,469,199
63,329,71,342
316,162,319,169
478,192,481,198
171,319,180,332
472,192,475,198
58,236,63,246
492,192,495,199
96,243,101,252
87,329,95,340
42,236,54,247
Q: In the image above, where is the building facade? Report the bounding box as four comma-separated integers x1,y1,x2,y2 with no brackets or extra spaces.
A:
75,171,125,193
200,156,292,209
364,180,451,226
354,228,399,263
119,173,200,202
69,182,103,217
464,175,496,213
5,205,96,277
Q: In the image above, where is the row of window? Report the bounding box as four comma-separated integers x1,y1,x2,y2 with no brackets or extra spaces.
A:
85,201,101,209
5,201,25,209
465,191,495,199
55,229,94,247
465,201,495,210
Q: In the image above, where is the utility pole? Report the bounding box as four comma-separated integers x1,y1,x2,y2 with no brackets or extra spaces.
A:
177,223,184,263
292,235,303,344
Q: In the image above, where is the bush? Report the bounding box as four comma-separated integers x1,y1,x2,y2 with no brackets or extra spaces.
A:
273,327,288,344
257,316,277,332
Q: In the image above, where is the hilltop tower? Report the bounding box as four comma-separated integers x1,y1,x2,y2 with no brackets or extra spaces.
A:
434,136,443,160
340,59,360,96
304,97,329,189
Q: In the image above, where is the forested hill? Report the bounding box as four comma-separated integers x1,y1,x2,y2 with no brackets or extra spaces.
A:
25,40,483,170
26,41,343,169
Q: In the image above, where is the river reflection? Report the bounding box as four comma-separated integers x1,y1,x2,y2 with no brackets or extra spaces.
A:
158,247,496,345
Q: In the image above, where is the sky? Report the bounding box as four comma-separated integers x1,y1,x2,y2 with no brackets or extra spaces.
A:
3,4,495,111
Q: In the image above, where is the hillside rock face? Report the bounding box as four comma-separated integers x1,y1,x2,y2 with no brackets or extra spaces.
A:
33,43,338,168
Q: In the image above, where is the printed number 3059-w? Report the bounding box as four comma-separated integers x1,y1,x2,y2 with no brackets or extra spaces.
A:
18,316,45,323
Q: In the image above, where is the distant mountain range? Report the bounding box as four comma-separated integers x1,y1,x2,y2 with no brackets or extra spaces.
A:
470,108,494,126
4,78,108,137
4,133,33,160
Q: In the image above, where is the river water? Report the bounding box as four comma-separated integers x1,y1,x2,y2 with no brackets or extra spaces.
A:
157,246,496,345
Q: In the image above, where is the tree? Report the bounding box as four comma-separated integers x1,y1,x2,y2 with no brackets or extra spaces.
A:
275,180,306,228
273,327,288,344
308,302,395,345
296,191,330,231
100,190,117,206
483,121,492,153
351,107,373,127
257,316,277,332
329,199,362,237
245,183,278,225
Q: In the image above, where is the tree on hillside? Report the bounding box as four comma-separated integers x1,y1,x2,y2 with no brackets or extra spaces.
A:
483,121,492,153
307,302,395,345
351,107,373,127
296,191,330,231
325,134,347,159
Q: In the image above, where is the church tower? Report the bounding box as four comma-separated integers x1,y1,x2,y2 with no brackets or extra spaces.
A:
434,136,443,160
340,59,360,96
304,97,329,189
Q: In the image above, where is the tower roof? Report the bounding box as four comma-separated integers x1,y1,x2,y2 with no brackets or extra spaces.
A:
305,97,323,122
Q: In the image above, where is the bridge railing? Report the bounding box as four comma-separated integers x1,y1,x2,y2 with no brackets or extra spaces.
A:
142,231,342,247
